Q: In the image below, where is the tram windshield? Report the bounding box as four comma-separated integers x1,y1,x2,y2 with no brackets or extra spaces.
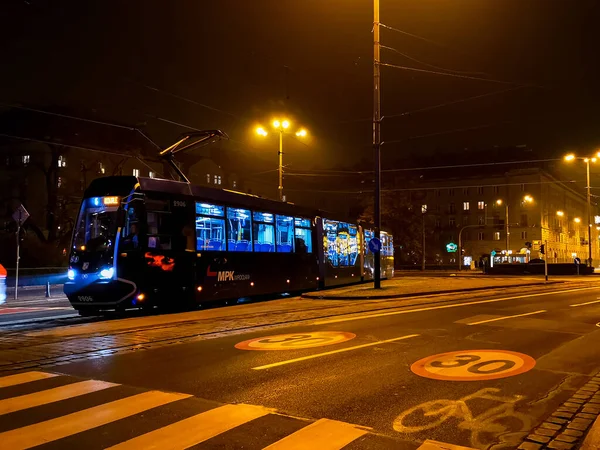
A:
73,197,121,253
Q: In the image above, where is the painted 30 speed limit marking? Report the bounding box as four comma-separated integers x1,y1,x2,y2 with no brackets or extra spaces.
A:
235,331,356,351
411,350,536,381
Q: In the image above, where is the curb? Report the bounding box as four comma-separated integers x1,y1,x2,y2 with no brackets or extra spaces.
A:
581,415,600,450
519,373,600,450
301,281,564,300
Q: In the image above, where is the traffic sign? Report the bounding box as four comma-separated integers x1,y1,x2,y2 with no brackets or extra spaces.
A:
446,242,458,253
411,349,536,381
12,204,29,226
235,331,356,351
368,238,381,253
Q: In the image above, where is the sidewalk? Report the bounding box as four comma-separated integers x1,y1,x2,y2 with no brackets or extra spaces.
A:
302,276,599,300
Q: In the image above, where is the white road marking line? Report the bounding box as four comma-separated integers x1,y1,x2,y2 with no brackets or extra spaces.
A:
0,390,190,449
252,334,419,370
466,310,547,326
263,418,368,450
570,299,600,307
106,404,271,450
314,287,599,325
0,380,118,415
0,371,58,389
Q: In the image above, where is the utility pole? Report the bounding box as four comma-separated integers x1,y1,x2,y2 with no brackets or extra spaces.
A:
278,130,284,202
586,159,593,267
422,208,426,271
505,204,510,262
373,0,382,288
15,216,20,300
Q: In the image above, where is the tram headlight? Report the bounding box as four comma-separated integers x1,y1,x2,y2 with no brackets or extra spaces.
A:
99,267,114,280
67,269,76,280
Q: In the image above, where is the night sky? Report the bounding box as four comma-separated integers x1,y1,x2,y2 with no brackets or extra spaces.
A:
2,0,600,171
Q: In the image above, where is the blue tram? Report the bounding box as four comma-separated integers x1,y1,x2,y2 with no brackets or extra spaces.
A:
64,176,394,314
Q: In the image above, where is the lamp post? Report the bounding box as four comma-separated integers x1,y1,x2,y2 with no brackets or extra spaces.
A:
564,153,598,267
256,121,307,202
495,196,533,263
373,0,382,288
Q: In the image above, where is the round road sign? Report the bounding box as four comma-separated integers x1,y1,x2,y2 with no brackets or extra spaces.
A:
411,349,536,381
235,331,356,351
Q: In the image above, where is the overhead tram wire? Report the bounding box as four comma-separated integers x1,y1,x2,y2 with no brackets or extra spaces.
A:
285,179,586,195
0,102,163,152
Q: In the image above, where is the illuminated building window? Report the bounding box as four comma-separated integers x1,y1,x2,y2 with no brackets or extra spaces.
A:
463,202,470,211
214,175,221,185
22,155,30,165
206,173,211,183
521,231,527,239
233,180,237,188
99,162,105,174
421,204,427,213
494,232,500,241
57,176,62,188
133,168,140,177
478,201,485,210
149,171,155,179
58,155,67,168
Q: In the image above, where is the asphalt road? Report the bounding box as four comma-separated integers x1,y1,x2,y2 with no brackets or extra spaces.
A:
1,286,600,449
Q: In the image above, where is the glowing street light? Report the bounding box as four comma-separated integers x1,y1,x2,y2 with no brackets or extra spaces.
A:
496,199,503,206
256,118,308,201
524,195,534,203
556,211,564,217
255,127,268,137
575,217,581,223
563,152,596,266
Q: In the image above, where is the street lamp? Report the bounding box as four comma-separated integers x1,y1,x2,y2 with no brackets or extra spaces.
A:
556,210,564,217
495,196,533,262
564,153,596,266
256,119,308,201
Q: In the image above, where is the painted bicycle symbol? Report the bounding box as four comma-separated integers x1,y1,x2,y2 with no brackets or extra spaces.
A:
393,388,533,449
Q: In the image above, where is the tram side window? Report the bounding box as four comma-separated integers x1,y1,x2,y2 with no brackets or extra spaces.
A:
253,212,275,252
145,199,172,250
227,207,252,252
347,224,358,266
276,215,294,253
323,219,338,266
195,202,225,251
294,217,312,253
381,233,394,256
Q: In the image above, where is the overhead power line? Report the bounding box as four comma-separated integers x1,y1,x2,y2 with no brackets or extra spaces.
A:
380,44,488,76
379,62,531,86
140,84,237,118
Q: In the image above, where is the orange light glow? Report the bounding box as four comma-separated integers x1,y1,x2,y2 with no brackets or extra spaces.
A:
556,211,564,217
564,153,576,162
575,217,582,223
137,293,145,301
286,279,290,283
103,196,120,206
250,282,254,287
80,245,86,251
197,286,203,292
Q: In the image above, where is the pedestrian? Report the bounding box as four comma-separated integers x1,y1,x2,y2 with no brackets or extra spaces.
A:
0,263,6,305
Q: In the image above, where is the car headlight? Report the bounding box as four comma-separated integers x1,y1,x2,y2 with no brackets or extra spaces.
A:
99,267,114,279
67,269,76,280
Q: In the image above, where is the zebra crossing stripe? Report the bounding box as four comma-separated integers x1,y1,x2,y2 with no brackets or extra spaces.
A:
0,390,191,450
106,403,271,449
0,371,58,388
263,418,369,450
0,380,118,415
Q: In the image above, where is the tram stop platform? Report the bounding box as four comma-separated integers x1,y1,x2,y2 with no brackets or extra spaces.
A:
300,275,589,300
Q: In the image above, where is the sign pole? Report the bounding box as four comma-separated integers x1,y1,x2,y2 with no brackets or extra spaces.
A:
544,240,548,282
15,211,20,300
